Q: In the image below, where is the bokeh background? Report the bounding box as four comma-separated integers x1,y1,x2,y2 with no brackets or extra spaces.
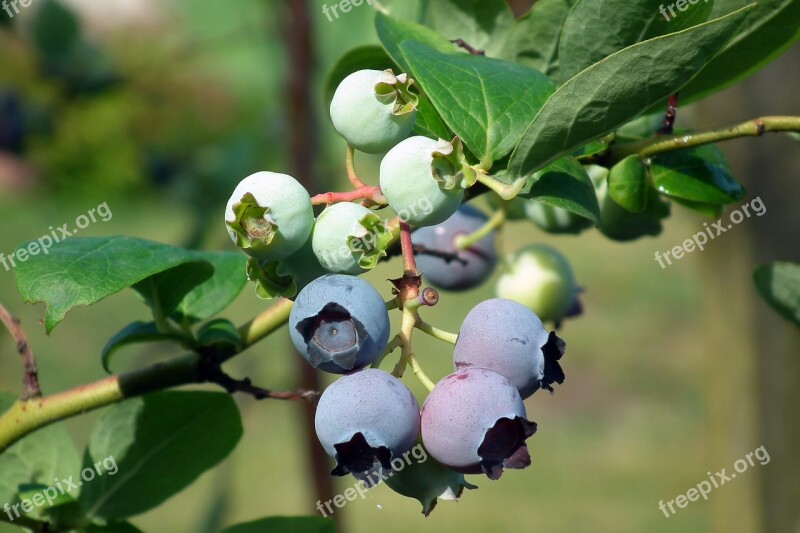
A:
1,1,798,532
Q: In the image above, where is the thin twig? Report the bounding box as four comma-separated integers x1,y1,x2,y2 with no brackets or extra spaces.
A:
451,39,485,55
659,93,679,135
399,221,418,276
203,365,320,404
0,304,41,400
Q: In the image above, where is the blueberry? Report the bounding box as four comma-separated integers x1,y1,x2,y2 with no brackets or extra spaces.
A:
225,171,314,261
524,201,593,235
380,136,469,227
311,202,392,275
420,368,538,480
412,205,497,291
289,274,390,373
495,245,582,325
453,298,565,398
330,69,417,154
315,369,420,479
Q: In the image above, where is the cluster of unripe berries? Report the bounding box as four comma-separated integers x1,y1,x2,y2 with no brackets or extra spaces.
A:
223,68,577,512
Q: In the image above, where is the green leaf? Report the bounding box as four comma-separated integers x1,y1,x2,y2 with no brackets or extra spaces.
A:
221,516,335,533
196,319,244,355
132,261,214,320
670,197,724,218
14,236,208,333
420,0,515,57
399,40,554,166
374,12,456,75
508,5,753,179
558,0,716,82
598,185,671,242
649,144,745,204
30,0,81,58
101,322,189,374
518,157,600,222
677,0,800,103
496,0,573,77
608,156,648,213
83,522,143,533
413,96,453,141
0,393,81,509
171,252,248,324
754,262,800,327
78,391,242,521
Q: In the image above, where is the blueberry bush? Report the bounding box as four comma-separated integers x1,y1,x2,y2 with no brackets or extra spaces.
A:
1,0,799,531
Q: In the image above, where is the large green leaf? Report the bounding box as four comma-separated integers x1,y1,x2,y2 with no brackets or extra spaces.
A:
558,0,716,82
399,40,554,166
171,251,247,324
499,0,573,77
78,391,242,520
14,237,208,333
222,517,335,533
649,144,745,204
518,157,600,222
0,393,81,508
754,262,800,327
677,0,800,103
508,5,753,179
132,261,214,320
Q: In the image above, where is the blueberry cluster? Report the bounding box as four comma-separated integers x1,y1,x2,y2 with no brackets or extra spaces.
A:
222,67,573,514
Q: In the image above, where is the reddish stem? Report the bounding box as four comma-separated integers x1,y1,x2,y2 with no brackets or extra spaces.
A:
399,222,418,276
311,185,385,206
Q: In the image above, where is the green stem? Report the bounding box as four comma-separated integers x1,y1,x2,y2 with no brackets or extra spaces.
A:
476,172,527,200
0,354,201,453
455,210,505,250
391,308,436,391
415,319,458,345
610,115,800,162
237,298,293,349
345,144,367,189
0,513,49,531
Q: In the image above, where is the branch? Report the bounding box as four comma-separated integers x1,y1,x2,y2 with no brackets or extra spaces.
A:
0,304,41,400
0,300,296,453
610,115,800,162
201,365,319,404
310,185,386,206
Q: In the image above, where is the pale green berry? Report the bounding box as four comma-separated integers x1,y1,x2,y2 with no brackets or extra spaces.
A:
330,69,417,154
380,136,473,227
496,244,580,324
225,171,313,261
312,202,392,275
524,201,593,235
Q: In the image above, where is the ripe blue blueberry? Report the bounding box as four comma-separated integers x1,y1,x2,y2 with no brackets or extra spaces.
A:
289,274,390,373
330,69,417,154
380,136,474,227
496,245,582,325
453,298,566,398
412,205,497,291
312,202,391,275
225,171,314,261
315,369,420,479
420,367,538,480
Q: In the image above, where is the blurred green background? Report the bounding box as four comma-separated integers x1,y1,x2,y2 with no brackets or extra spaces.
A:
1,1,798,532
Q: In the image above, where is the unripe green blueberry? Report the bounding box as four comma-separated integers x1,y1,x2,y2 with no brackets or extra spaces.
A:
330,69,417,154
524,201,594,235
384,444,477,516
225,171,314,261
380,136,472,227
312,202,391,275
496,244,581,324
